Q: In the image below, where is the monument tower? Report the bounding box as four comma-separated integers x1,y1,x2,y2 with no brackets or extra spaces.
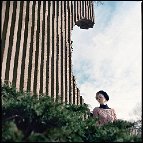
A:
1,1,95,105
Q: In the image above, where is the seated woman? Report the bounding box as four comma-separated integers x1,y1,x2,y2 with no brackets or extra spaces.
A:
93,90,117,126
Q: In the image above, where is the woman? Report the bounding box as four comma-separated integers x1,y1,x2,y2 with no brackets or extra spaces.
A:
93,90,117,126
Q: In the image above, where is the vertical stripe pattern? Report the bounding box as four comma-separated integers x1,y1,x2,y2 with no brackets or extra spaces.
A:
1,1,95,105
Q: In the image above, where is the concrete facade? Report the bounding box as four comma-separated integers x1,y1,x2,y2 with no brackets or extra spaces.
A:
1,1,95,105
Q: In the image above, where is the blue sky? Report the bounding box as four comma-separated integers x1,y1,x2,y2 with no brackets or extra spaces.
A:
71,1,142,121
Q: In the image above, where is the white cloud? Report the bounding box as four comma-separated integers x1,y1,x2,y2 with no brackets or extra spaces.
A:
72,1,141,121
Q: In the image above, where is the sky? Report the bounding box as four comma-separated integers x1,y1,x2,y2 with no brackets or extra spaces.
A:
71,1,142,121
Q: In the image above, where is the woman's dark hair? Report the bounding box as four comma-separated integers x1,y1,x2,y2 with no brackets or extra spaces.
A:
97,90,109,101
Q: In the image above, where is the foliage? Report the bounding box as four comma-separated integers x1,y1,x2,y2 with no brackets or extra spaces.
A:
94,1,104,6
2,83,142,142
2,121,23,142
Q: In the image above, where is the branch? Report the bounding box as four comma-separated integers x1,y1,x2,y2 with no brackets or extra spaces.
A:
3,115,23,122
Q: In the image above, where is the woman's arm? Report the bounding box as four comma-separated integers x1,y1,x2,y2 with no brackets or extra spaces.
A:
93,107,99,118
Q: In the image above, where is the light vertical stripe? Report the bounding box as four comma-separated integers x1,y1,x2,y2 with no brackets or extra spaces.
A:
73,2,76,25
16,1,27,90
58,1,62,101
71,1,74,28
62,1,66,103
91,2,95,22
68,1,72,104
22,2,33,91
43,1,48,94
77,88,80,105
36,1,43,95
87,1,89,20
76,1,78,22
89,1,92,20
48,2,53,97
75,86,78,105
77,1,80,21
53,1,57,100
1,1,6,35
70,73,73,104
85,1,87,19
1,1,95,105
73,75,76,104
1,1,14,82
79,1,82,19
8,2,20,83
30,1,38,92
66,1,69,104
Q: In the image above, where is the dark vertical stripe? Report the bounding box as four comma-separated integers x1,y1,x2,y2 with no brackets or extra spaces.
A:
88,1,90,19
77,88,80,105
68,1,71,103
77,2,79,20
73,76,75,104
91,1,94,22
80,96,82,105
1,1,10,63
5,1,17,81
56,1,59,102
79,1,82,19
51,1,55,98
27,1,36,91
82,1,84,17
60,2,63,102
71,2,73,28
74,1,76,23
64,2,67,103
89,1,92,19
69,45,71,104
20,1,30,91
12,1,24,86
77,88,78,105
85,1,87,18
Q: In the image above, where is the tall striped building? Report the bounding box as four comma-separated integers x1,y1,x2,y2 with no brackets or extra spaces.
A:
1,1,95,105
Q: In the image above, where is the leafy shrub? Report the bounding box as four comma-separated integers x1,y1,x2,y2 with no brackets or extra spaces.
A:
2,83,142,142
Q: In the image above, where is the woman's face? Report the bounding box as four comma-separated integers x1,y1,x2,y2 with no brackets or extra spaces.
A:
96,93,107,104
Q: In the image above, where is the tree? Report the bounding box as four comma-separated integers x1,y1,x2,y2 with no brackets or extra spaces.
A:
132,102,142,121
130,102,142,136
94,1,104,6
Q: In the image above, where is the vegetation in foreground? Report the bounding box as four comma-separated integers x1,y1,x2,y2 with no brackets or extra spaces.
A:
2,83,142,142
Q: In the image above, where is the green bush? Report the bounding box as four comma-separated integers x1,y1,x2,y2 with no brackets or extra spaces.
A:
2,83,142,142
